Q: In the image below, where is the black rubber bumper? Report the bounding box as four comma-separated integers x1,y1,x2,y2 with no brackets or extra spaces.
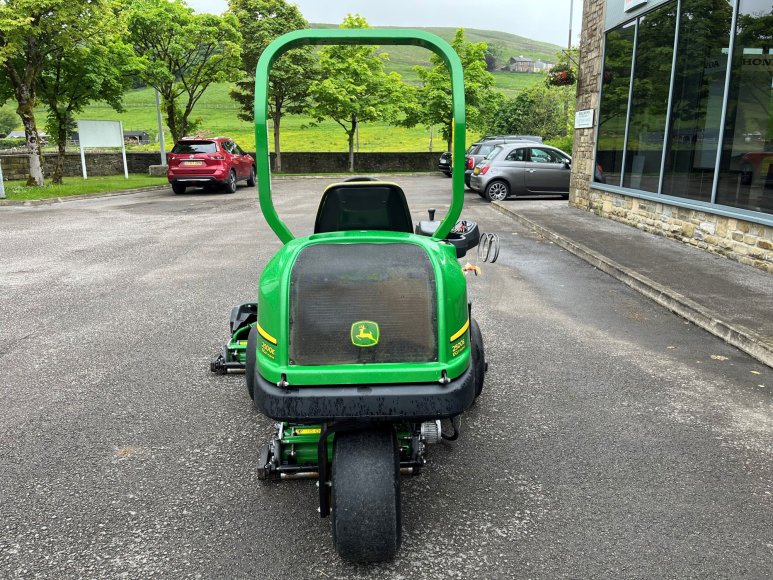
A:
252,366,476,422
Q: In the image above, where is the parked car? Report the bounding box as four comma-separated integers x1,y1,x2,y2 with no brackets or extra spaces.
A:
438,151,452,177
464,135,543,188
470,142,575,202
167,137,256,195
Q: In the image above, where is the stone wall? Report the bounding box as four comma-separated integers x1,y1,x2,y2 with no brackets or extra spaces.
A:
570,0,772,274
0,151,439,180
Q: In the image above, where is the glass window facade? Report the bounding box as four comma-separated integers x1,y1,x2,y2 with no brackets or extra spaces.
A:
596,0,773,219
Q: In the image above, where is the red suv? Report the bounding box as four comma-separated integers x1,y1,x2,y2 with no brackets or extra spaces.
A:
167,137,256,194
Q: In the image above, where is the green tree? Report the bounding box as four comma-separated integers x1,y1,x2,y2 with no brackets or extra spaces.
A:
307,14,412,172
484,42,504,72
0,109,17,136
124,0,241,142
38,16,136,183
228,0,315,172
406,29,496,152
486,84,571,141
0,0,109,185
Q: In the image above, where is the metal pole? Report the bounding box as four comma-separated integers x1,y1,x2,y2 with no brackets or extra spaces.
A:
0,159,5,199
155,89,167,166
568,0,574,50
119,121,129,179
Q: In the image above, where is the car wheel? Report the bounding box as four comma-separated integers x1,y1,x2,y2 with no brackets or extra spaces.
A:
443,171,451,178
172,182,186,195
246,166,256,187
224,169,237,194
484,180,509,202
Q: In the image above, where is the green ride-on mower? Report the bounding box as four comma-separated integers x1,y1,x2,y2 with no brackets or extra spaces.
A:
219,29,488,562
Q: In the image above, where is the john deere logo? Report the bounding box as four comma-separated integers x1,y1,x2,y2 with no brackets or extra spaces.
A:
351,321,379,347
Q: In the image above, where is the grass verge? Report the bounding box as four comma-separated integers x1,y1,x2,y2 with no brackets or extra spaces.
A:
1,175,167,201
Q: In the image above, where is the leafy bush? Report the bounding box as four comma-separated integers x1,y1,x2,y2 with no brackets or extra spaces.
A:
545,135,574,154
0,138,26,150
0,109,18,137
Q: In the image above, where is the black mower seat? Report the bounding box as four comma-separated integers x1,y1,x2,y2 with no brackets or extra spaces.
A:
314,182,413,234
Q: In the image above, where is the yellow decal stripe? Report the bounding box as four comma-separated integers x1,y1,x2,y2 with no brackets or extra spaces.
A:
450,319,470,343
257,323,277,345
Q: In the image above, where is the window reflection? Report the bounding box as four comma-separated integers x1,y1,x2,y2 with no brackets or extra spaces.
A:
662,0,733,202
622,3,677,192
596,23,636,187
716,0,773,215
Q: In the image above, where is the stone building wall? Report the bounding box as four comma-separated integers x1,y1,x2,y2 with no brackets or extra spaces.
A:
570,0,772,274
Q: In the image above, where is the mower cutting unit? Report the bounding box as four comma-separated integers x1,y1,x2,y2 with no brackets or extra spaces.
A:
210,303,256,374
223,29,488,562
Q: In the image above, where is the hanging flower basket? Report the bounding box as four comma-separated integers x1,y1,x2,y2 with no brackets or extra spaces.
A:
546,64,577,87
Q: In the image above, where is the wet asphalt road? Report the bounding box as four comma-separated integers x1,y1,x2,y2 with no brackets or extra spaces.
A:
1,175,771,579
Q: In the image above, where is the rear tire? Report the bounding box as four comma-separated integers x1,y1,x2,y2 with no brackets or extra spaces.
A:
224,169,237,193
332,428,401,562
485,180,509,202
245,326,257,401
470,318,486,398
246,166,256,187
172,182,186,195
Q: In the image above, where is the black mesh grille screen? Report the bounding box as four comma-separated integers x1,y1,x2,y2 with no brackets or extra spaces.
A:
289,243,437,366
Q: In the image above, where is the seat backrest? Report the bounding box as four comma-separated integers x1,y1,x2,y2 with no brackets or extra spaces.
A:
313,182,413,234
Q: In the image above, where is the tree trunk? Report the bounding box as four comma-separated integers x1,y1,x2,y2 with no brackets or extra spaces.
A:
164,99,179,143
52,118,68,185
16,96,44,186
348,115,357,173
273,112,282,173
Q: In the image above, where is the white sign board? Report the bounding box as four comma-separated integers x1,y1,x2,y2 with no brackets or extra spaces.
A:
574,109,595,129
625,0,648,12
76,120,128,179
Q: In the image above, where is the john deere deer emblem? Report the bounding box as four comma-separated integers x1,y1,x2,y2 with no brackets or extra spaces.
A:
351,321,380,347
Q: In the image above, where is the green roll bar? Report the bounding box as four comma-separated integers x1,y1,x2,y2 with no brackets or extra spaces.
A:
254,28,466,243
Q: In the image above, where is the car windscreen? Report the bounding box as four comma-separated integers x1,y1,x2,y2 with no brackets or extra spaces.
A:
171,141,217,154
477,144,497,157
485,145,503,159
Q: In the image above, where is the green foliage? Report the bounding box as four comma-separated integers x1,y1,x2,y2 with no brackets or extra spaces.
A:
0,108,17,135
486,84,574,141
228,0,315,170
405,28,496,150
124,0,242,142
484,43,504,72
307,14,414,170
37,4,137,183
0,137,26,150
0,0,113,184
228,0,314,121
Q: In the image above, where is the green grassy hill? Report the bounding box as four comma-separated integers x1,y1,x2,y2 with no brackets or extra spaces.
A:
1,26,554,153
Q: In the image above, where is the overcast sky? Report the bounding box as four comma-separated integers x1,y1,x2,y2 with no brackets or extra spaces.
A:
186,0,584,48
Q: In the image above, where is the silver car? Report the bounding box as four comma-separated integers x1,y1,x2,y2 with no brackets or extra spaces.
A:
469,143,572,202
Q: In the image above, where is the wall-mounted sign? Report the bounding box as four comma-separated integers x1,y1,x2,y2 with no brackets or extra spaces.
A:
625,0,648,11
574,109,595,129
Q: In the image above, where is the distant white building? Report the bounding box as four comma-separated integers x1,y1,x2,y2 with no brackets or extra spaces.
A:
3,130,48,142
533,59,554,72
